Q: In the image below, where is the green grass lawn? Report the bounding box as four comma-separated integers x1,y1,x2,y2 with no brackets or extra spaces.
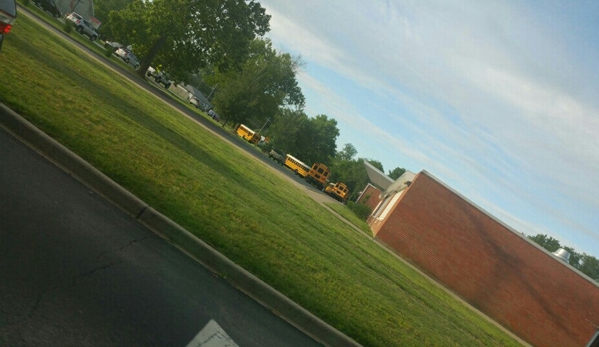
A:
0,11,523,347
325,202,372,235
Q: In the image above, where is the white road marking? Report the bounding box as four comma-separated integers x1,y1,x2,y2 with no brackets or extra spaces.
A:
185,319,240,347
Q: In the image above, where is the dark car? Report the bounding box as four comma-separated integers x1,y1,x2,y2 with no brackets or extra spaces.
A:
35,0,61,18
0,0,17,52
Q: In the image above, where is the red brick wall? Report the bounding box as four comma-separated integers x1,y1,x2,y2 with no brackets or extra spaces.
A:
356,184,382,212
375,171,599,347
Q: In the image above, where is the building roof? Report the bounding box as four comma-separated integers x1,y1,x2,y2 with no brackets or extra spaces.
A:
363,161,393,190
183,85,212,106
56,0,95,23
363,161,416,197
381,170,416,197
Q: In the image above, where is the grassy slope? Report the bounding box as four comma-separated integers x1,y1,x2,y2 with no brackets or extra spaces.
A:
324,202,372,235
0,12,522,347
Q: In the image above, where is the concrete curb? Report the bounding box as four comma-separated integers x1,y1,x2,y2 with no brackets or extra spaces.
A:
0,103,362,347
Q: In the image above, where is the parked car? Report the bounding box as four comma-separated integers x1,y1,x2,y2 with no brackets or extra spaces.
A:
146,67,172,89
187,93,211,111
154,71,172,88
207,109,220,121
65,12,98,41
268,148,285,164
0,0,17,53
199,100,212,112
35,0,61,18
114,47,140,69
188,94,201,108
104,40,122,51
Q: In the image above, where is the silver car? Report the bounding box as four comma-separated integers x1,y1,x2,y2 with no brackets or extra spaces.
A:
114,47,140,69
65,12,98,41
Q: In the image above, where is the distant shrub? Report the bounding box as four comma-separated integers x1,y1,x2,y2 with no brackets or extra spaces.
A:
104,47,115,58
63,22,72,33
347,201,372,220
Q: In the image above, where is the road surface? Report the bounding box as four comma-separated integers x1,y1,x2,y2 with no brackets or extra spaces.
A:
0,126,322,346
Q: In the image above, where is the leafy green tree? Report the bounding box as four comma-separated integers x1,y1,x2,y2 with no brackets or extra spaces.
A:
329,158,373,198
527,234,561,252
337,143,357,161
563,246,582,267
93,0,135,39
107,0,271,81
300,114,339,164
267,108,308,155
578,254,599,281
388,166,407,180
267,111,339,165
207,38,304,126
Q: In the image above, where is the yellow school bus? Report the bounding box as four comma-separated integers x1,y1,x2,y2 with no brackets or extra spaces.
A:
284,154,311,177
324,182,350,203
305,163,330,190
236,124,261,144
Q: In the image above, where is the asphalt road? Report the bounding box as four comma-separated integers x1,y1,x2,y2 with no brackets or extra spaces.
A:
0,126,322,346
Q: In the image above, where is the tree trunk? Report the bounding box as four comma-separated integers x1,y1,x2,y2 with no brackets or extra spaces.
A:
137,34,167,78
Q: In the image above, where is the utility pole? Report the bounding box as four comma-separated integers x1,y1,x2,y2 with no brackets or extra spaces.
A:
258,117,271,134
207,84,218,101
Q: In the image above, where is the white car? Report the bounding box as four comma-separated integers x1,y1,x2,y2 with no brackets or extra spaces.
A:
114,47,140,69
65,12,98,41
189,94,201,108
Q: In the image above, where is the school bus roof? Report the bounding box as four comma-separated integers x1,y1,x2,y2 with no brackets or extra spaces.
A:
285,154,310,168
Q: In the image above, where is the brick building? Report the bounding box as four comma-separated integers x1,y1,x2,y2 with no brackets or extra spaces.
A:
364,169,599,347
355,183,382,212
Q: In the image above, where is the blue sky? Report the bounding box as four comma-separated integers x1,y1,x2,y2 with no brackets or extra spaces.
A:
259,1,599,258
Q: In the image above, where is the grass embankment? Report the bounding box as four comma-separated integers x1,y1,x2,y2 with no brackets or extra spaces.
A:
0,14,522,347
325,202,372,235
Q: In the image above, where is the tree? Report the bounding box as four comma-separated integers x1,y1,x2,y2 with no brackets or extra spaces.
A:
107,0,271,81
93,0,135,39
563,246,582,268
267,111,339,165
207,38,305,126
300,114,339,164
267,108,308,155
388,167,406,180
527,234,561,252
579,254,599,281
328,158,372,199
337,143,357,161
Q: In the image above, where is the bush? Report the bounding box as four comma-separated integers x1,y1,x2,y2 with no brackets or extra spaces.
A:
260,142,274,153
347,201,372,220
104,47,115,58
23,0,30,6
63,22,72,33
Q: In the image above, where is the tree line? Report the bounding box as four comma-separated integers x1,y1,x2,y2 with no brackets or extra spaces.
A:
528,234,599,282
